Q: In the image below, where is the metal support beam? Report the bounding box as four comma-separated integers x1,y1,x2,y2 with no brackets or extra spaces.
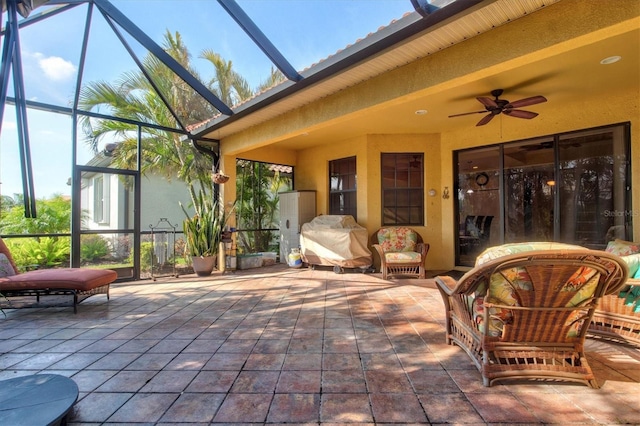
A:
1,0,36,217
218,0,302,82
93,0,234,116
410,0,439,18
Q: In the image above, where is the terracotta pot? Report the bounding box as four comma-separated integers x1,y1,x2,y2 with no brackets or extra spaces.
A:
191,255,216,276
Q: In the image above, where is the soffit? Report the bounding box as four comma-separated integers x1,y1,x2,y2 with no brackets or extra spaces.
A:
198,0,561,140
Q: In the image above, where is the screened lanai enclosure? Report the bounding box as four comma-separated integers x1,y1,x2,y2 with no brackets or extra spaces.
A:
0,0,308,279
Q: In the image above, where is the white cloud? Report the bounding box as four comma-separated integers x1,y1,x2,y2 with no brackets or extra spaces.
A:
34,52,76,82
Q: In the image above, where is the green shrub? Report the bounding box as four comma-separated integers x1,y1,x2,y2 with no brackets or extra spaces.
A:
130,241,154,273
80,235,110,263
7,237,70,270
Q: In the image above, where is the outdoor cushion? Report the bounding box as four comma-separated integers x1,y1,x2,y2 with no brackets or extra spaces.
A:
472,242,599,336
377,227,417,253
384,251,421,262
605,239,640,256
0,268,117,292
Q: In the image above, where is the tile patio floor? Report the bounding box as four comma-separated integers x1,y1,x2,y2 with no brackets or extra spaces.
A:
1,264,639,425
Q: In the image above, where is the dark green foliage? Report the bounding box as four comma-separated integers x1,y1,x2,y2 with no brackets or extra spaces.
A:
80,235,110,263
6,237,70,270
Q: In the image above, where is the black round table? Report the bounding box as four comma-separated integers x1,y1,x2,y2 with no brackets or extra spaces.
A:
0,374,79,425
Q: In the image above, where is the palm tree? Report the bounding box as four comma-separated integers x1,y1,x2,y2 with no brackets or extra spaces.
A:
257,66,286,93
78,30,253,205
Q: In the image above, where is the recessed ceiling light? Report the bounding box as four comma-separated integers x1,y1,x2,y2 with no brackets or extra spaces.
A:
415,109,428,115
600,55,621,65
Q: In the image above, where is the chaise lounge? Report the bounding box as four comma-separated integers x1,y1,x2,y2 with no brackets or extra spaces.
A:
0,238,117,313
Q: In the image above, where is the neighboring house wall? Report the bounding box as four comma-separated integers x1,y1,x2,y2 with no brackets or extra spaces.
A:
82,171,192,234
140,174,193,233
216,0,639,271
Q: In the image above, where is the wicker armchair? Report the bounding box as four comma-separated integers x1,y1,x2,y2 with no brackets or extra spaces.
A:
436,245,628,388
372,227,429,279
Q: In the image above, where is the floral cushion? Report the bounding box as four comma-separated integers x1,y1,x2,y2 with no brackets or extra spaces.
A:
620,253,640,279
0,253,16,277
471,242,598,337
385,251,421,263
476,242,585,266
377,227,417,253
605,239,640,256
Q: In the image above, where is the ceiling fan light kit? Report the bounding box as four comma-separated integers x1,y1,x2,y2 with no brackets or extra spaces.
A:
449,89,547,126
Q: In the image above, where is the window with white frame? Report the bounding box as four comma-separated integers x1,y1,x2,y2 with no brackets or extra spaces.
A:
93,175,110,224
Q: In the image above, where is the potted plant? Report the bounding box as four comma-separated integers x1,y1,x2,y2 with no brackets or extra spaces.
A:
180,190,233,276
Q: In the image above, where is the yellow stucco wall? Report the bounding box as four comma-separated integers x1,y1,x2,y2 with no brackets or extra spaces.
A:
217,0,639,271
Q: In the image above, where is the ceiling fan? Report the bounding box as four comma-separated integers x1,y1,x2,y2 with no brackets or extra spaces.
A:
449,89,547,126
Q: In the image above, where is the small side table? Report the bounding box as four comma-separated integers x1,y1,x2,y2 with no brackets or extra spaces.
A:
0,374,79,425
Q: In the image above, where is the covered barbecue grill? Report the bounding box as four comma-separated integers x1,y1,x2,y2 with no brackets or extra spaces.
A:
300,215,373,273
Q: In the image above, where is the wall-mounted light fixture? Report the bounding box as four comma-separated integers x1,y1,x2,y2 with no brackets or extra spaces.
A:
442,187,450,199
428,188,437,197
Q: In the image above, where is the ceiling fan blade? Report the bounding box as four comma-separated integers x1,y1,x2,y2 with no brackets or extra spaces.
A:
448,110,487,118
477,97,497,108
503,109,538,119
476,114,495,126
507,95,547,109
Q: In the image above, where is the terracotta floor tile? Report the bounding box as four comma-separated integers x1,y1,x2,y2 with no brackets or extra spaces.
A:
252,338,290,353
108,392,179,422
230,370,279,393
217,338,258,353
365,369,414,393
268,393,320,423
70,369,118,392
159,392,225,423
213,393,272,423
418,392,484,423
283,353,322,370
203,351,248,370
370,392,428,423
70,391,133,422
185,370,239,393
11,352,70,370
0,268,637,425
516,392,597,424
96,370,158,392
140,370,198,392
244,353,286,370
123,352,174,370
407,368,462,393
276,370,322,393
323,352,361,370
84,352,139,370
163,352,212,370
320,393,373,423
465,392,540,423
322,369,367,393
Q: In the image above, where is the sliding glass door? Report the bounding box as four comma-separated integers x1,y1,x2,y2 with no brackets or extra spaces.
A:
454,123,631,266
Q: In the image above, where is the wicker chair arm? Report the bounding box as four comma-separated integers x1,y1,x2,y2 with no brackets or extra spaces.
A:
416,243,430,258
435,276,457,296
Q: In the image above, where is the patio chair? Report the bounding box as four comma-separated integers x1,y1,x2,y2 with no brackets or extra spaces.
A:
436,243,628,388
372,227,429,279
460,215,493,255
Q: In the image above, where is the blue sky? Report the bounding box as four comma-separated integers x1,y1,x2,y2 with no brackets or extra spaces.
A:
0,0,413,199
